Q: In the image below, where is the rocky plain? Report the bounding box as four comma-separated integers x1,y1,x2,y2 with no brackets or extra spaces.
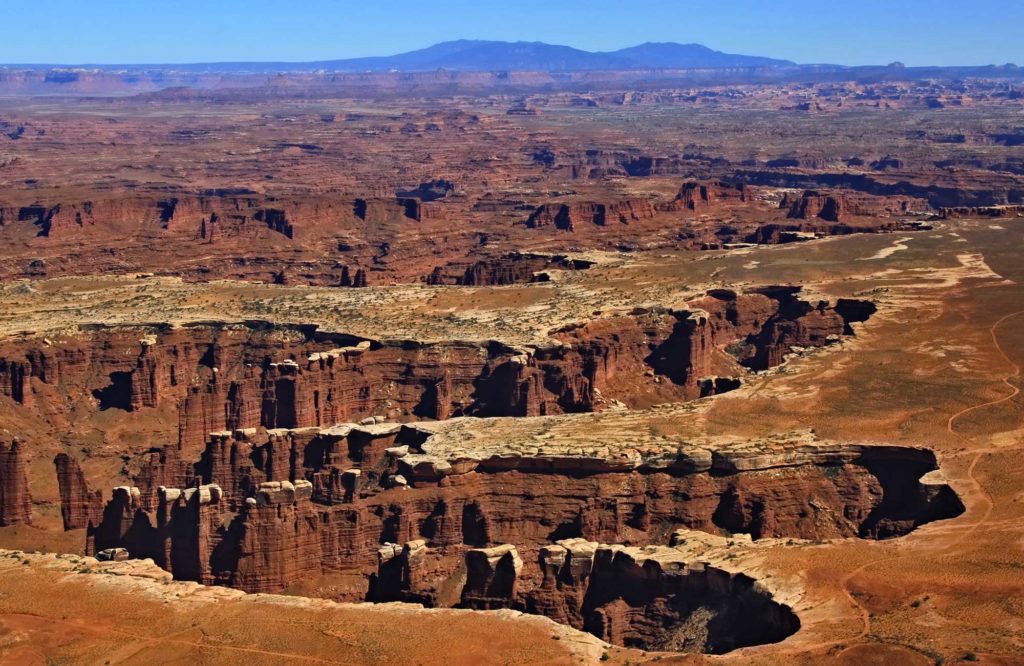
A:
0,65,1023,665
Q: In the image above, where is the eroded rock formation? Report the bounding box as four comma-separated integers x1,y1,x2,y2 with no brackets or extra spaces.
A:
941,205,1024,218
781,189,924,222
526,200,657,230
54,453,104,530
86,423,964,601
4,196,301,241
530,539,799,653
0,439,31,526
668,180,748,212
426,253,593,286
1,289,872,450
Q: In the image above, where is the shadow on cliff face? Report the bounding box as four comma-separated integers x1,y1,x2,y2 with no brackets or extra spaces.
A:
92,371,133,410
835,298,879,335
575,550,801,653
707,446,964,541
451,537,801,654
855,447,966,539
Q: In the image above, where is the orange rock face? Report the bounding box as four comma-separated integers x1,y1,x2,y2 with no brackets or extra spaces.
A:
0,290,870,454
426,253,593,286
526,199,658,230
0,439,32,526
940,204,1024,218
85,424,963,599
668,180,748,212
528,542,800,653
54,453,104,530
781,189,924,222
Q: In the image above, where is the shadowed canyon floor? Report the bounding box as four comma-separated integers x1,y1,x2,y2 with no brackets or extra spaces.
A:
1,79,1024,664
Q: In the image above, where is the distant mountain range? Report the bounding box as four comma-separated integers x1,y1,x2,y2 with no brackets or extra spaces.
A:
8,40,797,73
303,40,797,73
3,40,1019,98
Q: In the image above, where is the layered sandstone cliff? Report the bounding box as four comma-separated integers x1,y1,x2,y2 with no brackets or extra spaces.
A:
940,204,1024,218
0,289,871,451
528,539,799,653
0,439,31,526
526,199,658,230
54,453,104,530
86,422,964,598
666,180,748,212
781,189,924,222
0,192,444,285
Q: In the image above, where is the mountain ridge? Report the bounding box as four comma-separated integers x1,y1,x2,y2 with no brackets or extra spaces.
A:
3,40,798,73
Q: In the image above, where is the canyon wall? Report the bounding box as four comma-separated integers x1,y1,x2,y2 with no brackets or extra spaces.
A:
426,253,593,286
526,199,658,230
85,423,964,598
528,539,799,653
0,193,447,243
1,290,873,453
732,169,1024,208
781,189,926,222
517,181,931,252
0,179,939,285
54,453,104,530
0,192,442,284
940,205,1024,218
666,180,748,212
3,286,880,535
0,440,31,526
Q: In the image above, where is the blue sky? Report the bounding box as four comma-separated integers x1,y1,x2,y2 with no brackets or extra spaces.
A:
2,0,1020,66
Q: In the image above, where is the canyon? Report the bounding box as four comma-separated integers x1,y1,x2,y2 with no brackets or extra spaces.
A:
82,425,962,592
0,278,930,653
0,183,932,285
0,287,871,455
78,423,961,651
0,69,1021,664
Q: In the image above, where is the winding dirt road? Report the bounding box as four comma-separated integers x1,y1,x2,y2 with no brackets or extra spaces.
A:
790,300,1024,660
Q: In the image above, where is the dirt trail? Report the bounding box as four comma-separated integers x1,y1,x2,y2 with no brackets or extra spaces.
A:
781,302,1024,659
941,309,1024,548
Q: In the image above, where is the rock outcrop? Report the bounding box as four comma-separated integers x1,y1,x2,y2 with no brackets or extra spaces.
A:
353,197,444,223
529,539,799,653
426,253,593,286
87,423,964,598
54,453,104,530
667,180,748,212
3,288,870,449
781,189,923,222
940,205,1024,218
0,191,445,285
0,439,31,526
526,200,657,230
462,544,524,610
733,169,1002,209
4,196,299,241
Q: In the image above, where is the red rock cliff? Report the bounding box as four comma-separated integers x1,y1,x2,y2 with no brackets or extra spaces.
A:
0,439,31,526
54,452,104,530
87,425,963,595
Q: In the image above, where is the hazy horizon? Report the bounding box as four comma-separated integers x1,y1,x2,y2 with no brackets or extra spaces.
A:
2,0,1021,68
